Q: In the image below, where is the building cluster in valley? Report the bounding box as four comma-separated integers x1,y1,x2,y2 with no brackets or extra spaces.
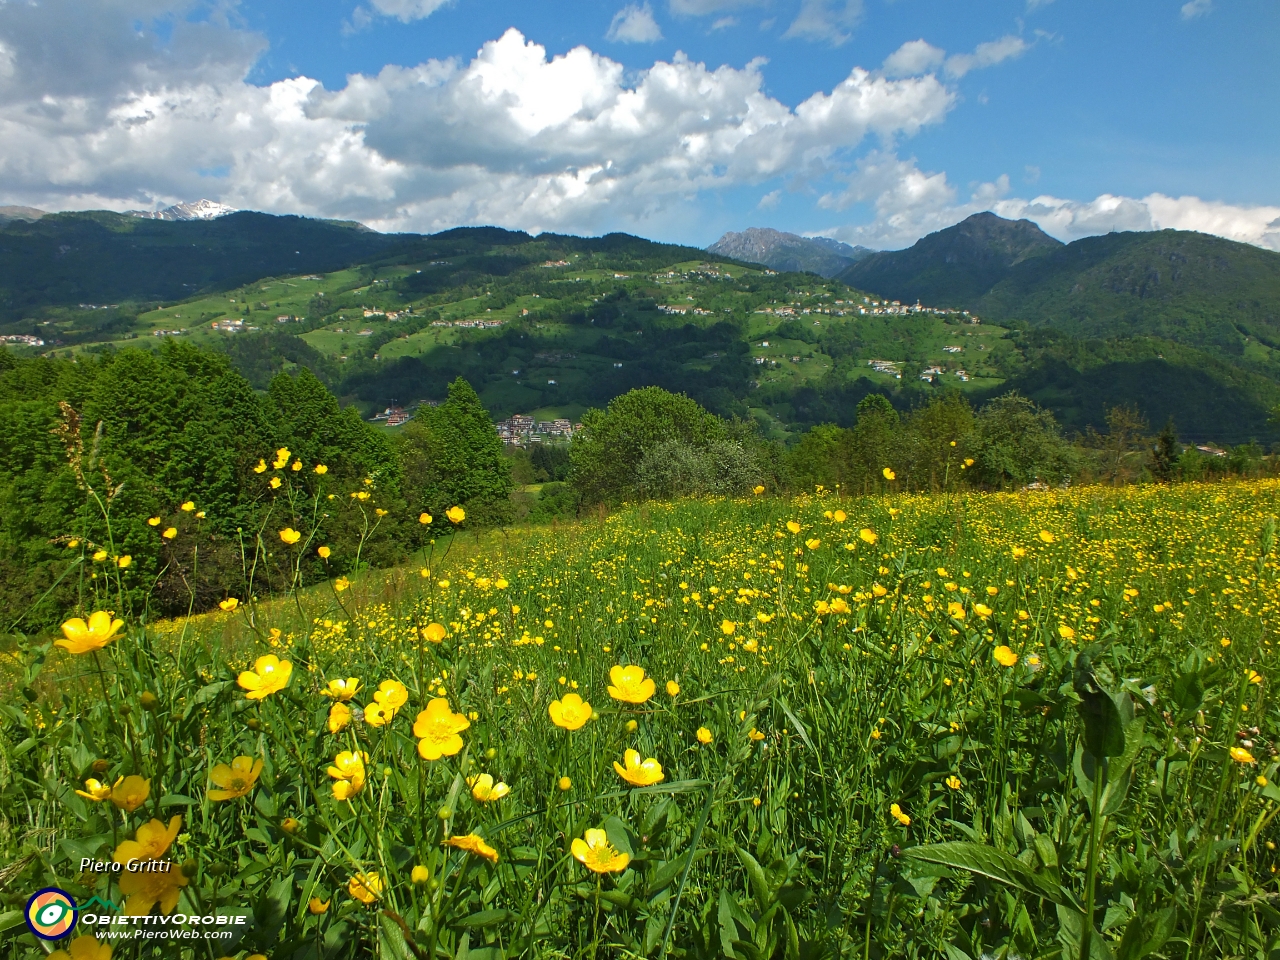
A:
495,414,581,445
430,318,506,329
756,296,977,321
0,334,44,346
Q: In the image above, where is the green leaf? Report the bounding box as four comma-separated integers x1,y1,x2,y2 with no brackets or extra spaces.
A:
1074,655,1126,759
777,698,815,753
735,847,771,914
1171,672,1204,719
904,842,1077,909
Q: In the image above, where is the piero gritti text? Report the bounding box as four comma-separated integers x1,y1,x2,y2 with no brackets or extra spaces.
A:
81,856,174,874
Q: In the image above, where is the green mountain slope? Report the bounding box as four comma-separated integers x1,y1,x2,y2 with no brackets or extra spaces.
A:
837,212,1062,304
976,230,1280,366
0,210,400,319
2,208,1279,446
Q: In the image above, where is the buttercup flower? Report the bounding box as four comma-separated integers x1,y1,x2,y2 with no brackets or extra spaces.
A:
549,692,592,730
318,545,331,558
328,702,351,734
314,464,328,475
468,773,511,802
447,833,499,862
76,779,113,802
219,598,239,612
162,527,177,539
1230,747,1256,764
1038,530,1056,544
786,521,801,534
373,679,409,715
114,817,186,915
109,775,150,812
273,447,290,469
572,828,630,874
322,678,361,701
558,776,572,791
890,803,911,826
720,620,736,636
238,655,292,699
973,603,993,619
348,871,382,904
328,751,368,800
614,749,664,787
666,680,680,697
993,646,1019,667
446,506,465,523
363,701,393,727
946,775,962,790
180,501,195,512
414,698,470,760
882,467,895,481
207,756,263,801
696,727,713,744
279,527,302,545
422,622,447,644
752,485,765,495
1058,625,1076,641
419,512,433,524
608,665,656,703
57,611,124,655
308,897,330,914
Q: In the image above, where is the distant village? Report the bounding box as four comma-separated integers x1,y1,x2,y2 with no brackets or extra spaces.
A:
756,295,976,320
495,414,580,445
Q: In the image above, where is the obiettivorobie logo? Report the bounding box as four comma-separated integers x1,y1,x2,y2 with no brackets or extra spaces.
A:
25,887,78,940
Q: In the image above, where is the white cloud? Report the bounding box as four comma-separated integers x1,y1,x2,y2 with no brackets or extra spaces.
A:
607,3,663,43
783,0,864,45
944,35,1028,78
1181,0,1213,19
0,12,953,235
881,34,1027,80
882,40,945,78
758,189,781,209
710,16,738,30
669,0,763,16
819,152,1280,252
365,0,452,22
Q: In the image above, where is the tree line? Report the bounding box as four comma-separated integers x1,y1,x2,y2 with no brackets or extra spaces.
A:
0,343,1268,627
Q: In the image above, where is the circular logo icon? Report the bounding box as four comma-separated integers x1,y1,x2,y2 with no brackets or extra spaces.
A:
26,887,78,940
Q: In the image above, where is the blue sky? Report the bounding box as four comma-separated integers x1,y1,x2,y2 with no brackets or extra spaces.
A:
0,0,1276,249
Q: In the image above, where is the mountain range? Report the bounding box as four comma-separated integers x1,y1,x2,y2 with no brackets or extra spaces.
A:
2,206,1279,444
708,227,873,277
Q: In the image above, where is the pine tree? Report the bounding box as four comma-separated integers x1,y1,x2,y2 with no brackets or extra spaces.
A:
402,378,512,526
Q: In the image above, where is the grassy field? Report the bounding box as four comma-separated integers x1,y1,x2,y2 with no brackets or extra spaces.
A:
5,479,1280,958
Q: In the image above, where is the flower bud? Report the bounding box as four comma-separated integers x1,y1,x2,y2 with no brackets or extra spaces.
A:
181,859,198,878
140,691,160,711
437,806,452,821
91,759,109,774
207,862,228,877
281,818,300,835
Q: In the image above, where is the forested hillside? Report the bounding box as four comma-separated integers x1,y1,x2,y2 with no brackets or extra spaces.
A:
2,210,1279,444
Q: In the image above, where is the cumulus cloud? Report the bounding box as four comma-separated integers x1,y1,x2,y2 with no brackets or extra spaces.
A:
0,7,953,234
944,35,1028,78
818,152,1280,252
783,0,864,45
881,34,1027,80
365,0,452,22
1181,0,1213,19
607,3,663,43
882,40,945,78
